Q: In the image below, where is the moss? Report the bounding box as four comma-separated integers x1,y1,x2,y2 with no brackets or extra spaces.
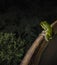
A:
0,32,26,65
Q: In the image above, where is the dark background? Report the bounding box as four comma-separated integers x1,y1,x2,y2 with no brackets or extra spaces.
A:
0,0,57,49
0,0,57,21
0,0,57,33
0,0,57,65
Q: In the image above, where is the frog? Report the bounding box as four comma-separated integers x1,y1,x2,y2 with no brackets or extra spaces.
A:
40,21,53,41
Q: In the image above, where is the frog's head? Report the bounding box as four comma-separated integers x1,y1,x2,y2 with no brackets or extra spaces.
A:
40,21,48,30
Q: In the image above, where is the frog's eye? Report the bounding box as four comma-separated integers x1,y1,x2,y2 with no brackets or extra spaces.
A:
40,22,44,25
43,21,47,24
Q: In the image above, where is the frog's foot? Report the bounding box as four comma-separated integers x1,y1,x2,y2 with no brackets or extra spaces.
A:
45,36,49,41
42,31,46,36
45,37,52,41
39,31,45,37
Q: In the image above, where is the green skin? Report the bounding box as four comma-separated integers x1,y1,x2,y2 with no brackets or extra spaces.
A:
40,21,52,41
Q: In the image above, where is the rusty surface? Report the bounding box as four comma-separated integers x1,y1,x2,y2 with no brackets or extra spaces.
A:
20,20,57,65
29,20,57,65
38,34,57,65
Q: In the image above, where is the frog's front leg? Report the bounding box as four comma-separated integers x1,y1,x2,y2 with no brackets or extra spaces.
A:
41,31,46,39
41,31,45,36
41,31,49,41
45,34,49,41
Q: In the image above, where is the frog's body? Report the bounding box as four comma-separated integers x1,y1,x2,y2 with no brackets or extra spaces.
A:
40,21,52,41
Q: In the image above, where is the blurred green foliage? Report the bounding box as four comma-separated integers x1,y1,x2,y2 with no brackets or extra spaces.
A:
0,13,41,65
0,32,26,65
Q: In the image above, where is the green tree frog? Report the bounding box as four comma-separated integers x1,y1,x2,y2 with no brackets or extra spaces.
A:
40,21,53,41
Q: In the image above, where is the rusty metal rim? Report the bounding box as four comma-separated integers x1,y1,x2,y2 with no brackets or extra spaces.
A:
20,20,57,65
